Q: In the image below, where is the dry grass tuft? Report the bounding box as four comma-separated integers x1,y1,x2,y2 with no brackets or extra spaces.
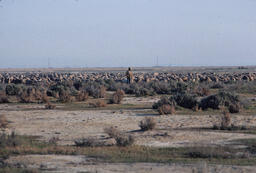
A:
109,89,125,104
0,114,8,130
139,117,156,131
221,111,231,129
115,135,135,147
74,137,100,147
104,126,121,138
76,91,89,101
104,127,134,147
0,91,9,103
45,102,56,109
89,100,107,108
158,104,175,115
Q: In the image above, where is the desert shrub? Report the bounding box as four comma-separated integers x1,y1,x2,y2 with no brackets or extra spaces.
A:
33,88,48,103
186,146,236,159
228,103,240,113
115,135,135,147
76,91,89,101
89,100,106,108
17,88,34,103
225,81,256,94
221,111,231,129
0,167,40,173
45,102,56,109
5,84,21,95
50,90,60,99
152,96,176,109
158,104,175,115
213,111,231,130
0,132,26,147
48,137,59,145
195,87,210,96
104,126,121,138
104,127,135,146
120,83,139,95
199,95,219,110
86,85,106,98
0,84,4,90
41,93,49,103
217,91,240,106
49,81,77,97
139,117,156,131
240,98,251,109
73,81,83,90
109,89,125,104
210,83,224,89
0,91,9,103
58,89,72,103
107,80,185,96
49,83,65,94
105,79,121,91
135,87,155,97
74,137,99,147
151,81,172,95
16,86,48,103
0,115,8,130
174,93,198,110
17,92,33,103
199,91,240,112
172,82,187,94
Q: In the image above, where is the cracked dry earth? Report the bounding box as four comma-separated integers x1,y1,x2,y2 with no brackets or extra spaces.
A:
1,99,256,172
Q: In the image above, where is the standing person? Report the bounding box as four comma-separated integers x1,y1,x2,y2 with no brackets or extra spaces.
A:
126,67,134,84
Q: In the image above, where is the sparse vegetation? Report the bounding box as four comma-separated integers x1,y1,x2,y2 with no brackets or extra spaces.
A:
158,104,175,115
2,70,256,171
104,127,134,146
74,137,101,147
45,102,56,109
115,134,135,147
0,115,8,130
152,96,176,115
58,89,73,103
199,91,242,113
104,126,121,138
76,91,89,101
85,84,106,98
186,145,247,159
173,93,198,110
139,117,156,131
152,96,176,110
0,91,9,103
89,100,107,108
109,89,125,104
5,84,21,96
213,111,232,130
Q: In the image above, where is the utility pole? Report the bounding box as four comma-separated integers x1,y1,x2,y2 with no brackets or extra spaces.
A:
48,58,50,68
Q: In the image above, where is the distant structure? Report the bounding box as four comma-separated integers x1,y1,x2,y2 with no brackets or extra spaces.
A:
48,58,51,68
153,56,161,67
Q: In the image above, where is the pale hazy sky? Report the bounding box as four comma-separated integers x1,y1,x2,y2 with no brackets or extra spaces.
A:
0,0,256,68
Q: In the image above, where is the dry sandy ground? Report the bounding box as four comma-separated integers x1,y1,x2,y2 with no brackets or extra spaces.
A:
2,104,256,147
6,155,256,173
2,100,256,172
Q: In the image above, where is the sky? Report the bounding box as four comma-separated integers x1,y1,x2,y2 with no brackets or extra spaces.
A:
0,0,256,68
